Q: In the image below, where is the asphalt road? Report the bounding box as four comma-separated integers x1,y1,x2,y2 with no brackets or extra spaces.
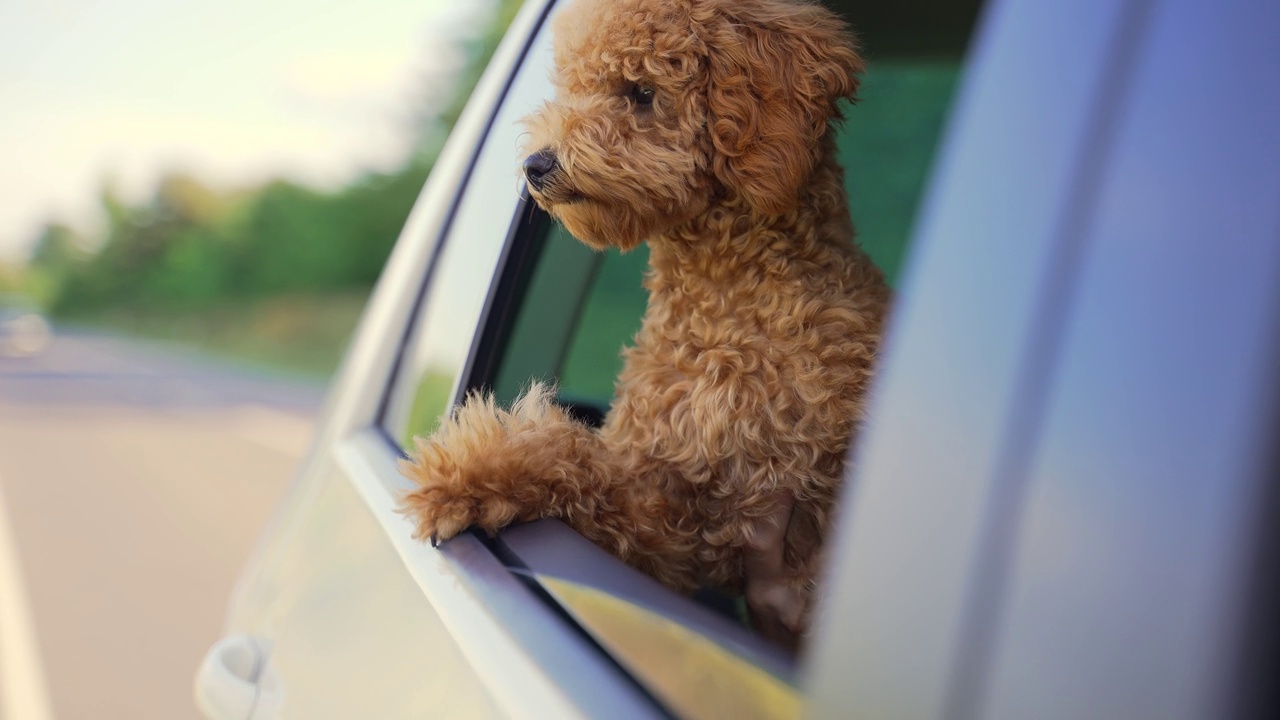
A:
0,331,324,720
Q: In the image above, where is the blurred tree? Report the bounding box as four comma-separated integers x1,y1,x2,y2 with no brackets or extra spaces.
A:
25,222,86,307
155,173,234,225
24,0,528,374
412,0,525,160
441,0,524,129
29,222,83,270
0,264,24,295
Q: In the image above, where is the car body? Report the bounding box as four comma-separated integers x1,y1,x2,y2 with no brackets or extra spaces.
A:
197,0,1280,718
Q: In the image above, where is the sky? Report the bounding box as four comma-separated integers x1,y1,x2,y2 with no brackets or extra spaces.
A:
0,0,489,262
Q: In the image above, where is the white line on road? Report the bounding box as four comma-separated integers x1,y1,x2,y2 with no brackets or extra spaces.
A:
0,468,55,720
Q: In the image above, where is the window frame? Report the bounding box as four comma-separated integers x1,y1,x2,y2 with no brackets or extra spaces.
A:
269,0,1001,715
456,197,555,401
348,0,806,711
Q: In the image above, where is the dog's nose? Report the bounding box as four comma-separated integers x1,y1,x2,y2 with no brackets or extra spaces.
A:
523,148,558,191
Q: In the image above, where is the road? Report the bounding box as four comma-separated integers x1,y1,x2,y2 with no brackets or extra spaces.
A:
0,331,324,719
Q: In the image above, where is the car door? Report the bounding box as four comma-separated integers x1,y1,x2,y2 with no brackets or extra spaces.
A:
365,0,993,716
806,0,1280,717
197,0,1008,716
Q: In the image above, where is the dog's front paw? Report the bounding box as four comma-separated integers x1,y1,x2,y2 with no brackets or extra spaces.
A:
398,474,484,546
398,417,520,545
398,386,567,545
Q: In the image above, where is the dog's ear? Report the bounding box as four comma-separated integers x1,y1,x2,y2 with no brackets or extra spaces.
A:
703,1,863,215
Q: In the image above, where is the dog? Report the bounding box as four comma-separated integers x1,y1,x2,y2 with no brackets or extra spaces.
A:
400,0,890,648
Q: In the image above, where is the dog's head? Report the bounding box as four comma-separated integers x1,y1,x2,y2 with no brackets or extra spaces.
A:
521,0,862,251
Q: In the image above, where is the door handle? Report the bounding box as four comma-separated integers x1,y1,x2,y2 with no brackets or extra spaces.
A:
194,635,283,720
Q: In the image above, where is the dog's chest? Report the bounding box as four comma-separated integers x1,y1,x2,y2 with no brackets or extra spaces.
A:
609,292,843,470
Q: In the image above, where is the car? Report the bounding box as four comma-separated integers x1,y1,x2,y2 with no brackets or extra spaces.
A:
196,0,1280,718
0,295,52,358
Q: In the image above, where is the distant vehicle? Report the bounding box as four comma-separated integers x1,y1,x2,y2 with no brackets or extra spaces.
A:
0,296,52,358
197,0,1280,718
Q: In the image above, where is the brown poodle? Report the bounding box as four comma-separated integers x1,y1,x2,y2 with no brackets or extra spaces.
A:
400,0,890,647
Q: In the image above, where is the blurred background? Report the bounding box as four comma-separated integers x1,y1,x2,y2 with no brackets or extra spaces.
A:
0,0,522,718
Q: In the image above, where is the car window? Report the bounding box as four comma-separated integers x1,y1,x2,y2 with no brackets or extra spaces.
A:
378,0,988,708
383,0,988,444
488,223,649,412
487,11,980,418
384,0,982,441
556,245,650,407
381,17,558,447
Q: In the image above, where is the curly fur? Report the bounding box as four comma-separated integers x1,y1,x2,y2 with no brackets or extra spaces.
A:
400,0,890,648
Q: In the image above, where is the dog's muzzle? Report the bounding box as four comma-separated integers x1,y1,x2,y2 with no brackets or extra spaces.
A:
523,148,559,192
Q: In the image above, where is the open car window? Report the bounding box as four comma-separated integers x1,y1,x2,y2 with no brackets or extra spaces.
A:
485,3,990,417
489,224,648,418
384,0,987,445
375,0,989,715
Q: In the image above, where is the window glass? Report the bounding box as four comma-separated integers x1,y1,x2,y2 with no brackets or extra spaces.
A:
383,17,558,447
491,222,599,405
489,222,650,411
556,245,649,406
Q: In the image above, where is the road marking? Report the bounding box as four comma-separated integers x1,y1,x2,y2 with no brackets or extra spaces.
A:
0,468,55,720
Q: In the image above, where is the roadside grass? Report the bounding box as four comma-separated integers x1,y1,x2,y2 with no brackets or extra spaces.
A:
57,292,369,379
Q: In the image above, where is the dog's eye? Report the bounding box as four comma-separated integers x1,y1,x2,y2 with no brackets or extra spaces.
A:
629,84,655,107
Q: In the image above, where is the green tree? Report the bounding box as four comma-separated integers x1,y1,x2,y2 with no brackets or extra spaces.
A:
28,0,530,374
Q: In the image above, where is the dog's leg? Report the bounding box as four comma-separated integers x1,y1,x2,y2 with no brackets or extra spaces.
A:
400,383,703,590
400,383,606,542
743,491,807,649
